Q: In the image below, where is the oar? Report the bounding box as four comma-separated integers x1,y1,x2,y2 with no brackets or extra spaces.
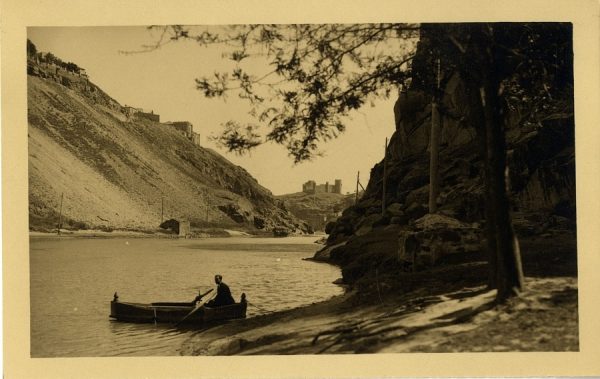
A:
176,288,213,326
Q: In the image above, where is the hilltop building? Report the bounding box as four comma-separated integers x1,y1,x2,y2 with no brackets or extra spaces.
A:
135,110,160,122
191,132,201,145
122,105,143,118
165,121,201,147
302,179,342,194
168,121,193,137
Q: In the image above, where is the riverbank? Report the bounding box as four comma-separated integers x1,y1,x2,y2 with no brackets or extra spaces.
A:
180,232,579,355
180,274,578,355
28,228,298,239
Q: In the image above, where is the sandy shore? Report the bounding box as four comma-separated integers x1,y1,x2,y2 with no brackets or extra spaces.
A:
29,228,255,239
179,276,578,355
29,230,160,238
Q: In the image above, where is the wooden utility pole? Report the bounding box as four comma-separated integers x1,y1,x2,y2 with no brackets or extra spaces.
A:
206,195,209,222
382,137,388,216
57,192,63,235
355,171,360,204
429,58,442,214
161,196,164,223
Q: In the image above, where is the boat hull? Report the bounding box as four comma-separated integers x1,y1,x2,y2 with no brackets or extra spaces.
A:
110,300,247,325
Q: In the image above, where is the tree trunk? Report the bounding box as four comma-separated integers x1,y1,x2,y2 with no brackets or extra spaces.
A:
479,78,524,302
464,80,497,289
458,24,524,301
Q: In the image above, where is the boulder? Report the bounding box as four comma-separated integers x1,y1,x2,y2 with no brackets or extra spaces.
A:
159,218,180,234
397,214,483,269
355,225,373,236
405,185,430,208
390,215,409,225
366,206,381,215
414,213,466,230
357,214,383,230
400,168,429,191
385,202,404,216
405,203,427,220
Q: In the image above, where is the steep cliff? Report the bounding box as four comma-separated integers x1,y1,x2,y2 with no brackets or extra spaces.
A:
28,61,309,234
318,25,576,288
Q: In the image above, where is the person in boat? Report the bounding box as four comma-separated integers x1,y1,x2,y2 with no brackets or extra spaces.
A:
205,274,235,307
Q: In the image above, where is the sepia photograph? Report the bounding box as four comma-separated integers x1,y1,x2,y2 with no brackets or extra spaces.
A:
3,0,600,378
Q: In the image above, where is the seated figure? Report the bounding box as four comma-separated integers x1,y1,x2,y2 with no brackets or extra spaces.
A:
205,274,235,307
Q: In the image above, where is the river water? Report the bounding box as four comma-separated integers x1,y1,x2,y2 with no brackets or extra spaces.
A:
29,236,343,357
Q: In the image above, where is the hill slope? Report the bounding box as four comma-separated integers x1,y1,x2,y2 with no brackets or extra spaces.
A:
27,63,308,233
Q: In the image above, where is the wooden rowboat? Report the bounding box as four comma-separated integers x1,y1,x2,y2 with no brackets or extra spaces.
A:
109,293,247,325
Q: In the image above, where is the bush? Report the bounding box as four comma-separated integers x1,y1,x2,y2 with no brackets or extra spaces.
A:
68,220,89,230
98,225,114,233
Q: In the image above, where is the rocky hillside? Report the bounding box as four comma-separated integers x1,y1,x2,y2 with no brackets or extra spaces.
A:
27,58,309,234
316,24,576,288
275,191,354,232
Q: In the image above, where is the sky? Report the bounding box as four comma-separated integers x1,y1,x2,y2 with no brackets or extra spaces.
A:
28,26,405,195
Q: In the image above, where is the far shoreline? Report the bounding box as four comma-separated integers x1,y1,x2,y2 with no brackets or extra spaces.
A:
28,229,325,240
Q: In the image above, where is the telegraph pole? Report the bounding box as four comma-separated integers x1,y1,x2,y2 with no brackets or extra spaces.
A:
429,57,441,214
355,171,360,204
57,192,63,235
382,137,388,216
206,194,209,223
161,196,164,223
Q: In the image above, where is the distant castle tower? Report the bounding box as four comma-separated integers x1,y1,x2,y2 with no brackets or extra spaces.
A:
333,179,342,194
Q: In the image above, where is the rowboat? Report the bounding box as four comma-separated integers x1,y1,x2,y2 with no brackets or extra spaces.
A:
109,293,247,325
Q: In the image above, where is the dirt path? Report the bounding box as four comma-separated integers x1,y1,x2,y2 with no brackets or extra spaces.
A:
180,276,577,355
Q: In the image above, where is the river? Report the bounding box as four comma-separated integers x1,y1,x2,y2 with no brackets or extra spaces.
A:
29,235,343,357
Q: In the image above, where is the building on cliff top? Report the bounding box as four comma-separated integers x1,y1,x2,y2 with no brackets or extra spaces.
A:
135,110,160,122
164,121,201,147
166,121,193,138
302,179,342,194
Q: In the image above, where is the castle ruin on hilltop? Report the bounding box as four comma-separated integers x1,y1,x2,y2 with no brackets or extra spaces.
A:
302,179,342,194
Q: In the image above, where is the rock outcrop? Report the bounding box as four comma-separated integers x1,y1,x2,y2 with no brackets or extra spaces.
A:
317,25,575,285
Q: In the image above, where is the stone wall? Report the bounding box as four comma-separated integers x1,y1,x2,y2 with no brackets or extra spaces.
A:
136,111,160,122
169,121,193,137
191,132,201,146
